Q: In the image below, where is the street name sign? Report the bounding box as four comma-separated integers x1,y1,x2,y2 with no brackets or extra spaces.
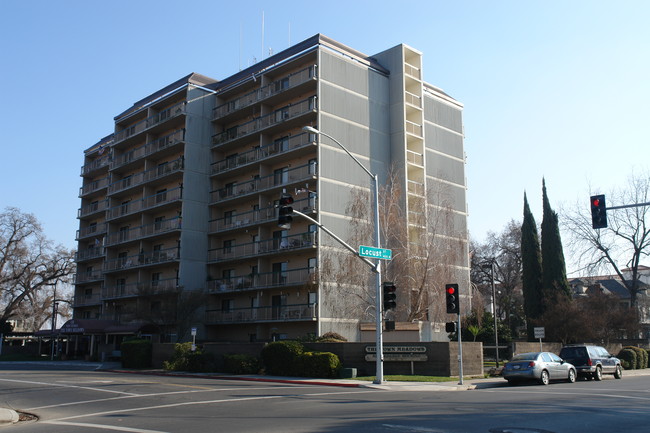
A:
359,245,392,260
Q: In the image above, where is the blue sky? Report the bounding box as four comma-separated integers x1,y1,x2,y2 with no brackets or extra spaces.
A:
1,1,648,275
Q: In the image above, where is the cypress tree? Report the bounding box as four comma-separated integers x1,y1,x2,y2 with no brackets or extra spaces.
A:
521,192,544,340
541,178,571,302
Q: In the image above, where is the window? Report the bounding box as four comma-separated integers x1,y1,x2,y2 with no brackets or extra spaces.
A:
119,226,129,242
154,216,165,231
274,77,289,93
84,288,93,300
90,200,99,212
222,299,234,312
156,189,167,203
121,200,130,215
272,262,288,285
224,182,235,197
273,136,289,153
151,272,161,287
308,257,317,273
117,278,126,295
274,106,289,122
308,158,317,175
225,153,237,169
274,167,288,185
308,292,317,305
118,251,128,268
157,162,169,176
223,239,233,254
88,222,97,234
153,244,163,261
224,210,234,226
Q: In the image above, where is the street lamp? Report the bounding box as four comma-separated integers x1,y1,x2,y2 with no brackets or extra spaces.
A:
302,125,385,384
481,260,499,368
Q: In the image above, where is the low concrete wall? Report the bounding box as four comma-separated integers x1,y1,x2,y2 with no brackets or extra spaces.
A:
152,341,484,377
511,342,623,357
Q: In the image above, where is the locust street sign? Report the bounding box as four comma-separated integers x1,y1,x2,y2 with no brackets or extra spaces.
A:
359,245,392,260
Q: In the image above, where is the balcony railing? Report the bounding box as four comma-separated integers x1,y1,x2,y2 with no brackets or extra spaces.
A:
406,120,423,137
109,156,184,195
213,65,316,119
79,176,110,197
407,180,425,196
210,163,316,204
106,187,182,221
81,154,110,176
76,222,107,240
209,197,316,233
211,133,315,175
103,277,179,300
406,150,424,166
208,232,316,263
113,102,186,144
75,270,104,284
73,293,102,307
206,302,317,324
405,91,422,108
110,129,184,170
211,96,317,147
76,247,105,262
405,63,421,80
78,199,109,218
207,267,316,293
105,217,181,246
104,247,179,272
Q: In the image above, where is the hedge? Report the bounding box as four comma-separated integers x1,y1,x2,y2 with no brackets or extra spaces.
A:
297,351,341,378
223,354,260,375
618,348,637,370
120,338,152,369
260,341,305,376
163,342,215,372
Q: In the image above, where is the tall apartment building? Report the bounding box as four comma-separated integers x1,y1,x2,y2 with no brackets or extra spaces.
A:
73,34,468,353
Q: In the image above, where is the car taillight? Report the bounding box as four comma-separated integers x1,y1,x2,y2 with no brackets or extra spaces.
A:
587,359,593,366
528,361,535,367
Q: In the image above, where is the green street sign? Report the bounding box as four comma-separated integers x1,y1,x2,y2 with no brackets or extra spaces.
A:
359,245,392,260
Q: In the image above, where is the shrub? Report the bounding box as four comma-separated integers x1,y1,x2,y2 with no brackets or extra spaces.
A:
120,338,152,369
617,348,637,370
315,332,348,342
260,341,304,376
623,346,646,369
297,351,342,378
163,342,215,372
223,354,259,375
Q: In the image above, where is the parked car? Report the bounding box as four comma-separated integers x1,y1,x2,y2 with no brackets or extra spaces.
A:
559,344,622,380
502,352,576,385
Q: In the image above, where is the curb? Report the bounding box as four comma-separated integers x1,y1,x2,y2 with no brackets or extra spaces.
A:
0,408,19,426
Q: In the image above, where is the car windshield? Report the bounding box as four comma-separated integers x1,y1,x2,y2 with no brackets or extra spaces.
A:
511,353,538,361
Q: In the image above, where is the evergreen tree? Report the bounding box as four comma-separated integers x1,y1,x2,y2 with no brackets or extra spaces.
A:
541,179,571,302
521,192,544,340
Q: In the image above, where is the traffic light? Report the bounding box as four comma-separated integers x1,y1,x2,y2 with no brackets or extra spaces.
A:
445,321,457,333
278,193,294,229
445,283,459,314
383,281,397,311
590,194,608,229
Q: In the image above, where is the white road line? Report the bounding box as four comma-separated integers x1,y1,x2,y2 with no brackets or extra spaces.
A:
45,420,169,433
25,385,322,411
481,388,650,401
47,390,376,423
0,378,139,396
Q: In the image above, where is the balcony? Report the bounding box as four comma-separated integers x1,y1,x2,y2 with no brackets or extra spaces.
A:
208,231,316,263
113,101,186,145
105,217,181,246
76,222,107,240
109,156,184,195
78,199,109,219
104,247,179,273
73,293,102,307
406,120,423,137
211,96,317,147
405,62,421,80
79,176,110,197
103,277,179,300
75,270,103,284
207,267,315,294
76,247,105,262
211,133,315,176
210,162,316,204
406,150,424,166
81,154,110,176
106,187,182,221
110,129,184,170
209,197,316,233
213,65,317,120
206,302,317,324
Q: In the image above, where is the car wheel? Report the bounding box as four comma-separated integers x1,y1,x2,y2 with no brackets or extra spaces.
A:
506,379,517,386
594,366,603,381
567,369,576,383
540,370,550,385
614,365,623,379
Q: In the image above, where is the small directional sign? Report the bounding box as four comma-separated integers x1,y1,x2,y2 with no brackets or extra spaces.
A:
359,245,392,260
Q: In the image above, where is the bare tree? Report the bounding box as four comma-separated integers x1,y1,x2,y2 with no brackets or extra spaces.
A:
0,207,76,328
470,220,525,336
563,171,650,306
315,168,467,329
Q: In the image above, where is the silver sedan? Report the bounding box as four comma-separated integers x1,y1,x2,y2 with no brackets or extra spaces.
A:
502,352,576,385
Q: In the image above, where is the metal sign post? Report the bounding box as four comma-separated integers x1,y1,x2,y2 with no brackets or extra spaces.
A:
534,327,545,352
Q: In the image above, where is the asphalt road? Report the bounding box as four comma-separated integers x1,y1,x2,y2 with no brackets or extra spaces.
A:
2,363,650,432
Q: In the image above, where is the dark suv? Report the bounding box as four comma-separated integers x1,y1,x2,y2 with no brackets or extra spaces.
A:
559,344,622,380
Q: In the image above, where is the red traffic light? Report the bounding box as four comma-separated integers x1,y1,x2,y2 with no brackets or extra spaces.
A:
446,285,456,295
592,198,600,207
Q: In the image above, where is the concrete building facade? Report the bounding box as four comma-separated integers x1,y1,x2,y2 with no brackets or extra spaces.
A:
73,34,468,353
